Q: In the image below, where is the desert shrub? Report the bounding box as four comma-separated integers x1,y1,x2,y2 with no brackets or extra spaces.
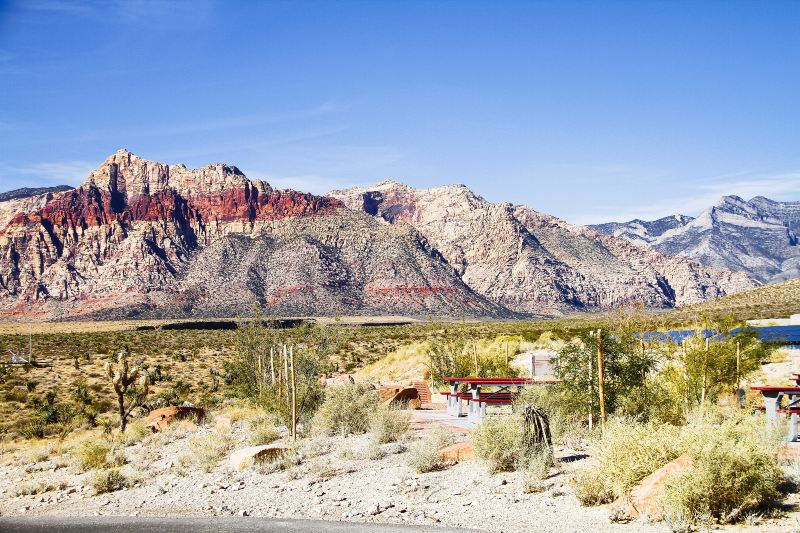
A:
72,439,112,471
14,480,66,496
225,320,333,428
427,333,520,388
406,427,453,473
662,420,782,524
521,448,553,493
312,384,379,436
587,419,683,499
572,467,614,505
554,331,655,422
122,420,151,446
515,386,590,447
92,468,128,494
369,406,410,443
187,431,232,472
249,418,279,445
472,414,527,473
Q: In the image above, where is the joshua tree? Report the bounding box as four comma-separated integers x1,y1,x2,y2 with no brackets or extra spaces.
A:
105,347,149,433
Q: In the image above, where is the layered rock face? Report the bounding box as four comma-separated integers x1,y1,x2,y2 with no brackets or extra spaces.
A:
0,186,73,231
330,181,756,314
592,195,800,283
0,151,504,320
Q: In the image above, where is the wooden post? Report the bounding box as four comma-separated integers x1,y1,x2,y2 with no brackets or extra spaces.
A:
473,343,478,376
701,337,709,404
596,329,606,428
588,333,593,430
290,344,297,441
735,340,741,392
505,342,509,367
257,352,263,394
283,344,290,406
270,347,275,386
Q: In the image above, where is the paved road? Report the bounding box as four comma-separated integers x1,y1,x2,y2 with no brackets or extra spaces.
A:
0,516,472,532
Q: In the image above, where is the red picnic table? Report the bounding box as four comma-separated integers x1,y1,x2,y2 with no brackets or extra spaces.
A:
441,377,560,422
751,384,800,442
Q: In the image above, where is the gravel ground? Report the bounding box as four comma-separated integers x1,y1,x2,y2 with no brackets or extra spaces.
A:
0,412,797,533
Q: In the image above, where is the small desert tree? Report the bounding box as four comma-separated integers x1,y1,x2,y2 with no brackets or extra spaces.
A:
105,347,149,433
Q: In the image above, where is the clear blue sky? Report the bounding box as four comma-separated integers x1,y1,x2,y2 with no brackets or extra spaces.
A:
1,0,799,224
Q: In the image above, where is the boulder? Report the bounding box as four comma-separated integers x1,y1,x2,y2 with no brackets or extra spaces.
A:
229,444,288,470
377,385,419,406
438,441,475,462
143,406,205,432
610,454,694,521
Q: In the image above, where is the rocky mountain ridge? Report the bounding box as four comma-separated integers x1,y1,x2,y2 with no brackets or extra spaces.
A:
591,195,800,283
329,181,756,315
0,151,504,320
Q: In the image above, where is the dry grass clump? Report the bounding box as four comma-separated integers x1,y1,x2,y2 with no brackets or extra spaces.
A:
91,468,128,494
572,467,614,505
369,406,410,444
406,427,453,473
186,430,233,473
521,448,554,493
472,414,527,473
23,441,56,463
312,384,379,437
14,480,67,496
249,418,279,446
71,439,112,472
662,420,782,524
588,419,683,500
122,420,152,446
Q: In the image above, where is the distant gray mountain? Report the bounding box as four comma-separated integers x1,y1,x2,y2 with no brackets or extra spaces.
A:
591,196,800,283
0,185,72,202
592,214,695,247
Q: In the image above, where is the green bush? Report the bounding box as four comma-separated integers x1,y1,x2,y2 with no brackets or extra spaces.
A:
369,406,410,444
72,439,112,471
92,468,128,494
406,427,453,473
588,419,683,499
572,467,614,506
472,414,527,473
312,384,379,436
662,420,782,523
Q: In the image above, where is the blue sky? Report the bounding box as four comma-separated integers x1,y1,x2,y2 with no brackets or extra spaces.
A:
1,0,799,224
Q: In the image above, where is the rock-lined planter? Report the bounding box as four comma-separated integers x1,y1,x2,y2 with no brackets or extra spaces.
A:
229,444,288,470
143,406,205,432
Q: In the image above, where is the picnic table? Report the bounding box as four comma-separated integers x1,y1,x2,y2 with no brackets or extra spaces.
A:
441,377,560,422
751,385,800,442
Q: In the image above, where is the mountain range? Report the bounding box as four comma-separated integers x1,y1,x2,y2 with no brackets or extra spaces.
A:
0,150,757,320
591,195,800,283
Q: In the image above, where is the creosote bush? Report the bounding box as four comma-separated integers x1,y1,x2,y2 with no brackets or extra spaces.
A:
406,427,453,473
587,419,683,500
662,419,782,524
472,414,527,473
369,406,411,444
92,468,128,494
72,439,112,471
312,384,379,436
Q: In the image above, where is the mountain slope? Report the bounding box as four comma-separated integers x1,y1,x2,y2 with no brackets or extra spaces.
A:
329,181,756,315
0,151,507,320
592,195,800,283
